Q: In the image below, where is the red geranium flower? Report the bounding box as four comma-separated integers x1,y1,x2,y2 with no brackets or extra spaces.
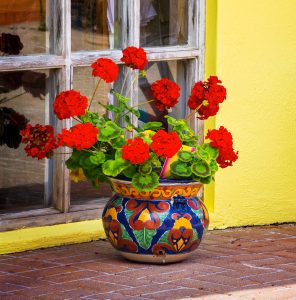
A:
151,130,182,158
122,137,150,164
187,76,227,120
206,126,238,168
121,46,148,70
57,123,98,150
151,78,180,111
53,90,88,120
21,124,57,159
91,58,119,83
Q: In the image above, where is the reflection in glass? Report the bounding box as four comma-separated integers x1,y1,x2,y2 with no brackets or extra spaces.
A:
0,0,48,55
140,0,188,47
0,70,49,213
71,67,113,204
138,60,187,129
71,0,121,51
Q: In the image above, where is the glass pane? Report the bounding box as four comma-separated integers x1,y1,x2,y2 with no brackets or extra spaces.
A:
140,0,188,47
0,1,48,55
138,60,187,129
71,0,121,51
71,67,113,204
0,69,50,213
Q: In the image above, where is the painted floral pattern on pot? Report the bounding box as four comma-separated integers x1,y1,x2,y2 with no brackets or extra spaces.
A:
102,179,209,261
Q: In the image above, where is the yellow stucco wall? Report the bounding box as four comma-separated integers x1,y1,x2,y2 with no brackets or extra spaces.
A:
1,0,296,254
207,0,296,228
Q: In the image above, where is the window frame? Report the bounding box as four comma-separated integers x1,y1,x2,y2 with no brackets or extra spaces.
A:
0,0,205,231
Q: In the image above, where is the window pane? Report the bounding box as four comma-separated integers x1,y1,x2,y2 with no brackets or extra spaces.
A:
0,69,50,213
71,67,112,204
0,1,48,55
138,60,187,129
71,0,121,51
140,0,188,47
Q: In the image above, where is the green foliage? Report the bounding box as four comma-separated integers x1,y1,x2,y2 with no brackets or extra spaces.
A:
177,150,193,162
143,122,163,131
165,116,197,145
139,163,152,175
191,160,211,178
97,121,123,142
132,172,159,192
102,158,130,177
122,165,137,178
170,161,192,177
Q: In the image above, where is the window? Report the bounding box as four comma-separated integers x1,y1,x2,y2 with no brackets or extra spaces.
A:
0,0,205,230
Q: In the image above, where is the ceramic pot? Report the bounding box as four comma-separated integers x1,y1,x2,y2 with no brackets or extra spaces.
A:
102,178,209,263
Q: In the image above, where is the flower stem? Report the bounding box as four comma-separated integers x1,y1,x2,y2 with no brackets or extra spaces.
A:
120,99,155,118
125,72,139,97
89,78,101,109
72,117,83,123
120,69,130,95
185,103,203,121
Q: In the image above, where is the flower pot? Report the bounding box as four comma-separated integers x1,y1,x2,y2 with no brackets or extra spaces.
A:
102,178,209,264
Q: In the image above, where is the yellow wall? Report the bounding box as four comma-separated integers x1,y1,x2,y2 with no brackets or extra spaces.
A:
207,0,296,228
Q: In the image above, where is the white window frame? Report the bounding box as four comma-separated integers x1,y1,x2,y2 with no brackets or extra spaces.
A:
0,0,205,231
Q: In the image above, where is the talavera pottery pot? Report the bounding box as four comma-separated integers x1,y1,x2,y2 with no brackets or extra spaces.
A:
102,178,209,264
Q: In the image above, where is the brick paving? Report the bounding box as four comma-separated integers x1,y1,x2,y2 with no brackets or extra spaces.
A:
0,224,295,300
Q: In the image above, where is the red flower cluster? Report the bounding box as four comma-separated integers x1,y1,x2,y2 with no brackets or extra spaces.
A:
21,124,57,159
122,138,150,164
187,76,227,120
53,90,88,120
57,123,98,150
151,130,182,158
121,47,147,70
206,126,238,168
151,78,180,111
91,58,119,83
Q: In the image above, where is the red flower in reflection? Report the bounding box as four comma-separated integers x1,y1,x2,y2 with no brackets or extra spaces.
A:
187,76,227,120
53,90,88,120
91,58,119,83
206,126,238,168
151,78,180,111
57,123,98,150
122,137,150,164
121,47,148,70
21,124,57,159
151,130,182,158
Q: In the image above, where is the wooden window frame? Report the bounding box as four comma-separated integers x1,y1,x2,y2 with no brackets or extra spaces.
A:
0,0,205,232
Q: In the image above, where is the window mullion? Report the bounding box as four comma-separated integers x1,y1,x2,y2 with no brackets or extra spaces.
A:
52,0,71,213
126,0,140,135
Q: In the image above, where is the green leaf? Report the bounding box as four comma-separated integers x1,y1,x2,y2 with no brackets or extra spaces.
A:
132,172,159,192
191,161,211,178
89,152,106,165
98,121,123,142
200,175,213,184
170,161,192,177
134,228,157,250
139,163,152,175
65,157,79,170
79,153,95,169
102,159,130,177
209,160,219,174
202,143,219,160
111,136,126,149
123,165,137,178
121,224,132,240
177,150,193,162
113,92,130,104
105,104,122,114
143,122,163,131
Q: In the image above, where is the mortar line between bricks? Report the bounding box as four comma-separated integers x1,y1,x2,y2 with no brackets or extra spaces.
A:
141,286,185,296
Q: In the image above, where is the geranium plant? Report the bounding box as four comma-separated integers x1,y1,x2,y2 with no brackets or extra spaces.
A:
20,46,238,192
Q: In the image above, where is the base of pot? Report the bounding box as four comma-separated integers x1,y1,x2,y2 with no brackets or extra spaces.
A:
119,251,192,264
